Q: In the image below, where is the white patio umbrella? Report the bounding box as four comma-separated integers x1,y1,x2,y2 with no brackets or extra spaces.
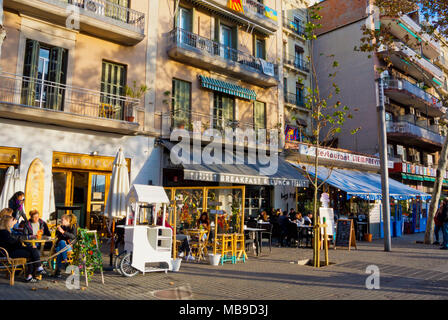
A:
104,148,130,266
0,166,15,209
105,147,130,220
47,174,56,221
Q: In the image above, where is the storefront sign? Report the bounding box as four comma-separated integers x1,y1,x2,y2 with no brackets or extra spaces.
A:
53,152,131,172
296,144,388,167
184,169,307,187
396,162,442,178
0,147,21,165
25,158,45,218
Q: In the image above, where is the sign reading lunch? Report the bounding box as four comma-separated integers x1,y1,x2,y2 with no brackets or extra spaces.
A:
297,144,382,167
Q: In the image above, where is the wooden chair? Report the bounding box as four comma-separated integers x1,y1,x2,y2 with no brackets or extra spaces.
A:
233,233,246,263
0,247,26,286
186,229,209,263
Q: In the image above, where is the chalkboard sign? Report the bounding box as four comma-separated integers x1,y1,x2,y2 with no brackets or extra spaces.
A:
334,219,357,250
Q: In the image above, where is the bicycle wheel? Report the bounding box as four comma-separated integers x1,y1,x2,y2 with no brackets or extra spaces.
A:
114,251,127,275
119,252,139,277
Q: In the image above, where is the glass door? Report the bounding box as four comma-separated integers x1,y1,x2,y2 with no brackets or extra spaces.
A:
88,173,111,231
220,24,233,60
178,7,193,45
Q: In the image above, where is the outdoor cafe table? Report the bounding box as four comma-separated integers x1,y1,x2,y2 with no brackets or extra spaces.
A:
22,236,57,258
244,226,265,256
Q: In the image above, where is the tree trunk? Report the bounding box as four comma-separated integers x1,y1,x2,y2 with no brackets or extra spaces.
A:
424,135,448,244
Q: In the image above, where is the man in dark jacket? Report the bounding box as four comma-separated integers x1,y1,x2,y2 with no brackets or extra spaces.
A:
440,198,448,250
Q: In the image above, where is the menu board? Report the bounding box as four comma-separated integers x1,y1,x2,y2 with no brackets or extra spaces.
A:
319,208,335,236
334,219,357,250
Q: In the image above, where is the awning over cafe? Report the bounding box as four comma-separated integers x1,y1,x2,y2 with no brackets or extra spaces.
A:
291,163,431,200
199,75,257,100
160,140,308,187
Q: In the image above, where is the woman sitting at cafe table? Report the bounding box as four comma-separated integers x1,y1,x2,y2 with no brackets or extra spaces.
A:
54,214,77,278
0,215,46,282
23,210,51,243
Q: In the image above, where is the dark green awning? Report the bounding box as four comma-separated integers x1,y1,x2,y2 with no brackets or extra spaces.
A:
199,75,257,100
401,173,408,180
424,176,435,182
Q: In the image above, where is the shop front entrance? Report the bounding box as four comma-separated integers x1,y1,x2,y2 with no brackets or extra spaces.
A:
0,147,21,195
52,152,130,229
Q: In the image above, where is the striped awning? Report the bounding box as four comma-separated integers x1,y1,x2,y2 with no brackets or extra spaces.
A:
199,75,257,100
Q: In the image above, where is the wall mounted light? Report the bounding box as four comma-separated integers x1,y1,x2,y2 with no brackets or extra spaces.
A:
91,151,98,156
11,155,17,163
55,158,61,166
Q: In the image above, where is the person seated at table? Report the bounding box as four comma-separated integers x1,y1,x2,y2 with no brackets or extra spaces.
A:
288,208,296,220
156,212,195,261
54,214,77,278
278,211,293,247
0,215,46,282
304,213,313,226
257,210,270,222
0,208,13,218
196,212,211,232
23,210,51,241
293,212,305,227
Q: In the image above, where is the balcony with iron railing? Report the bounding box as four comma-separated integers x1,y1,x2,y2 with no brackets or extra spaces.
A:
283,54,310,73
381,14,440,59
0,72,145,135
188,0,278,34
386,120,444,147
167,28,279,88
4,0,146,45
383,77,446,117
378,40,443,83
282,17,305,38
284,92,306,109
153,110,279,149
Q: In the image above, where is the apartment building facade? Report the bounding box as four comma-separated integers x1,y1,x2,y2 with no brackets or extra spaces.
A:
0,0,161,227
153,0,309,214
281,0,312,144
313,0,447,195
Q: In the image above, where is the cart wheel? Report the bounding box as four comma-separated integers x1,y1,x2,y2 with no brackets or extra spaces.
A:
114,251,127,275
119,252,139,277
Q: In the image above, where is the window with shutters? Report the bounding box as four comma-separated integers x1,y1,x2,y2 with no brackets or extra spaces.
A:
213,93,235,131
101,61,127,120
172,79,192,129
21,39,68,111
254,101,266,132
255,38,266,59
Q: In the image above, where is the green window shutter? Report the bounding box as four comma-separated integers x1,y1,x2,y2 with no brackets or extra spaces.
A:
46,47,67,110
172,79,191,128
21,39,40,106
214,17,220,42
101,61,127,120
232,26,238,50
254,101,266,131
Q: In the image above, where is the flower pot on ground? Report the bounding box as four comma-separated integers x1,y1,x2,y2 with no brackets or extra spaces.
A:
126,116,135,122
363,233,373,242
208,253,221,266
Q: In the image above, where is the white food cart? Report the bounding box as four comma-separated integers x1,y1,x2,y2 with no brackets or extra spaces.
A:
116,184,173,277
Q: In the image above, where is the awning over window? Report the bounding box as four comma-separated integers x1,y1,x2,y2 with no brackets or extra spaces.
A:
199,75,257,100
290,163,431,200
160,139,308,187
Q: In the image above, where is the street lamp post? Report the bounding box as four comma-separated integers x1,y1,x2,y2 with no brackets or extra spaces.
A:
376,71,392,252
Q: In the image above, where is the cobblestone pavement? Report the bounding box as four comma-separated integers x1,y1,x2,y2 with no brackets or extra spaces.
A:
0,233,447,300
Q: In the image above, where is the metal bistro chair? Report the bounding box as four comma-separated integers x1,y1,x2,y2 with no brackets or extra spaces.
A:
259,223,273,253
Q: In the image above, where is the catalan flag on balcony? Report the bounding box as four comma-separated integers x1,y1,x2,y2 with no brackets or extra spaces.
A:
228,0,244,13
264,6,278,22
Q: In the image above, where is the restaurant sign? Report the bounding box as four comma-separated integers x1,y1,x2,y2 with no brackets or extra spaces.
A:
296,144,393,168
0,147,21,165
184,169,308,187
395,162,446,178
53,152,131,172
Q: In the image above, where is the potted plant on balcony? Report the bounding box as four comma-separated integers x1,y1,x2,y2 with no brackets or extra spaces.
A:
125,81,148,122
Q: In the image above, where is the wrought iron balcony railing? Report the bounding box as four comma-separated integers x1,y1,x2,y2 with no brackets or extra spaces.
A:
386,120,444,145
169,28,278,78
284,92,306,108
38,0,145,33
283,54,310,73
283,17,305,37
0,72,142,123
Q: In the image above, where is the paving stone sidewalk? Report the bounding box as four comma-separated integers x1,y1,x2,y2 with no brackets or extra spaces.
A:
0,233,447,300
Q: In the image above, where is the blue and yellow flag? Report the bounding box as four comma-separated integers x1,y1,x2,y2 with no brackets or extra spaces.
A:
264,6,278,22
228,0,244,13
